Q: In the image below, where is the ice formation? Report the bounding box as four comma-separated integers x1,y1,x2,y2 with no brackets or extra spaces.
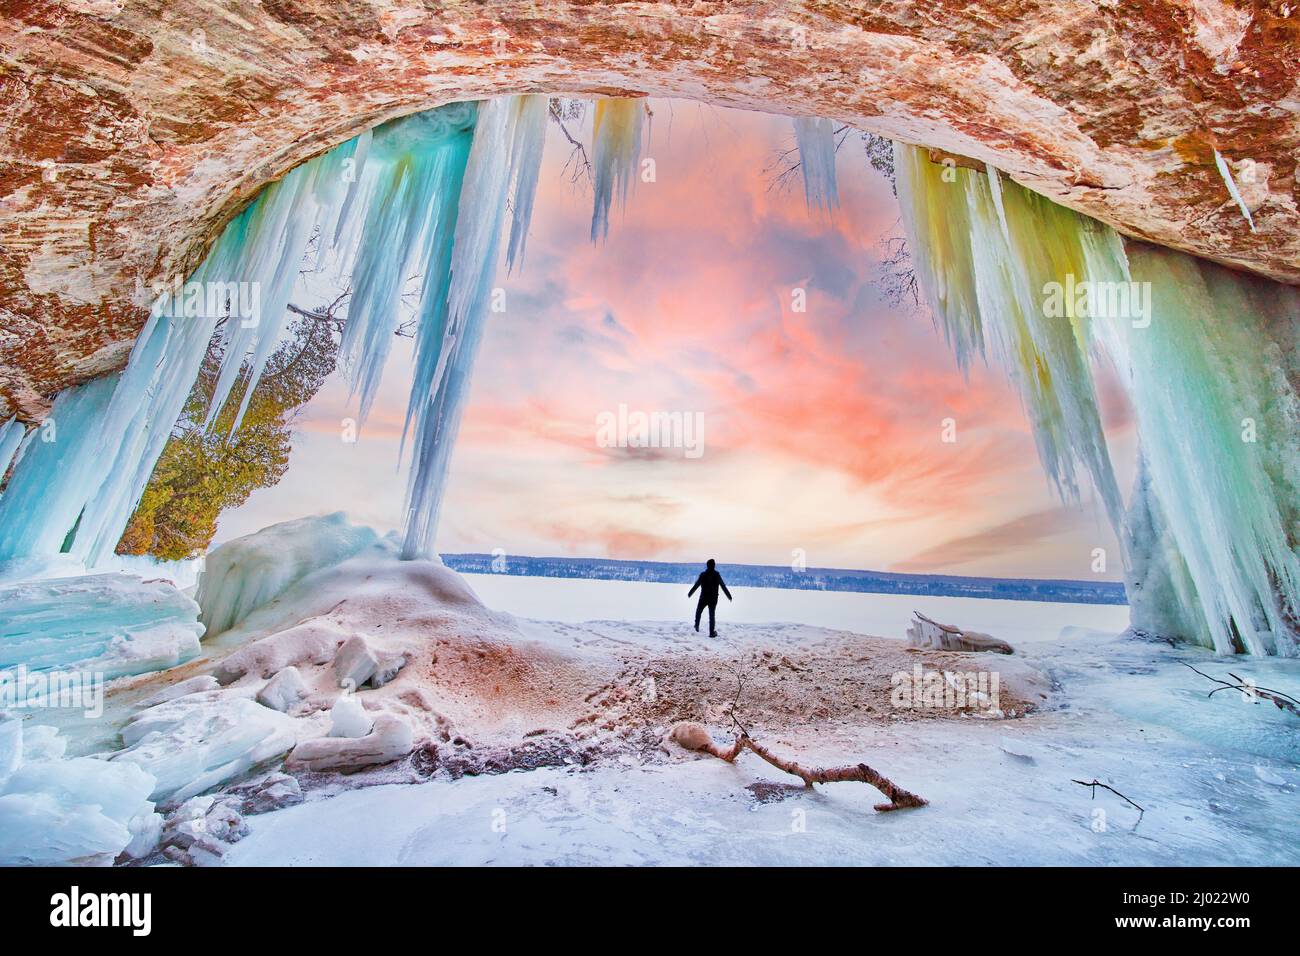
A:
0,416,26,479
0,718,161,866
400,95,550,558
1213,149,1258,233
0,573,203,678
196,511,379,637
1101,246,1300,655
0,105,1295,665
792,116,840,210
895,142,1300,655
337,104,476,423
894,143,1126,533
589,98,644,242
111,690,297,803
0,96,549,577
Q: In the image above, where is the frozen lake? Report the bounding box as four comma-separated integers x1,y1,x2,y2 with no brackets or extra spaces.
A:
461,573,1132,645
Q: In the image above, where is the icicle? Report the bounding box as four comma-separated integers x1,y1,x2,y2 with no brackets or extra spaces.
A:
1122,449,1208,645
1213,149,1258,233
894,143,1127,535
504,95,549,273
200,134,366,433
894,144,985,371
985,165,1011,243
1097,245,1300,656
0,103,486,570
899,140,1300,656
336,104,478,423
0,417,25,480
590,99,643,242
401,96,548,558
792,116,840,211
0,376,119,562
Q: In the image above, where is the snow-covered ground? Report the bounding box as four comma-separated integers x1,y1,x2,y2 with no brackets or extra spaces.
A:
222,576,1299,867
7,519,1294,868
461,573,1131,644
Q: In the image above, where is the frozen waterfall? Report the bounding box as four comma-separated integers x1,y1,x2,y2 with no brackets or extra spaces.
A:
894,143,1300,656
0,95,552,572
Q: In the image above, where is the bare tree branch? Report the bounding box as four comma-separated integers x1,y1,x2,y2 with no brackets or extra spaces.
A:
1181,662,1300,717
1072,778,1145,817
672,665,927,812
674,722,928,812
548,98,593,188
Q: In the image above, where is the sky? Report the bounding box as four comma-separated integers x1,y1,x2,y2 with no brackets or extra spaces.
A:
215,99,1136,580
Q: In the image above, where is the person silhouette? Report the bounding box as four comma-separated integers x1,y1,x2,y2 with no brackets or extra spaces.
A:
688,558,732,638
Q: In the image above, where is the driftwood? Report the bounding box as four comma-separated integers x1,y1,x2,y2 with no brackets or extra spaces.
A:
1181,662,1300,718
906,611,1013,654
671,722,928,812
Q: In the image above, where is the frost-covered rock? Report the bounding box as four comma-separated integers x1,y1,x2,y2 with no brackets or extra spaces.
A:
159,793,248,866
289,713,414,773
138,675,220,708
334,634,407,690
112,691,297,803
0,718,161,866
214,619,347,684
229,771,303,815
197,513,379,637
256,667,309,713
0,572,203,678
329,696,374,738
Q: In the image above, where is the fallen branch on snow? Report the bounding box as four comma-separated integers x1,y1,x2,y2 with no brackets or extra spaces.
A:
671,722,928,812
1180,662,1300,718
1072,778,1145,818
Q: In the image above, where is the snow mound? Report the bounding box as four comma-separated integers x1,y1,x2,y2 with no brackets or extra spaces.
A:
0,718,161,866
197,513,379,637
0,572,203,678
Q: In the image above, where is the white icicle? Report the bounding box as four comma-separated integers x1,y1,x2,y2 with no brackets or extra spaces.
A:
401,96,548,558
1213,149,1258,234
0,417,25,481
792,116,840,211
505,95,550,273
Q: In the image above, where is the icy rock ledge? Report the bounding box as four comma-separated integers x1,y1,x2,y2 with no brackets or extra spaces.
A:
0,718,162,866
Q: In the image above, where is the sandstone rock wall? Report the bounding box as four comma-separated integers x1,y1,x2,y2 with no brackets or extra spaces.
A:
1,1,1297,417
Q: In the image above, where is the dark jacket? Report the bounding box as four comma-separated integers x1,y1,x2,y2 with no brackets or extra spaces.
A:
688,568,732,603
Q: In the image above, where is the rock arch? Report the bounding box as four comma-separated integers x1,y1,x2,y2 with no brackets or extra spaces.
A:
2,0,1298,416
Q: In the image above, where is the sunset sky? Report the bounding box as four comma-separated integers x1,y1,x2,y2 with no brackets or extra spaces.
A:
215,99,1136,581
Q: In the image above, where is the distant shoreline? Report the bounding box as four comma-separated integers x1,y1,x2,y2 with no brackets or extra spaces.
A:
442,553,1128,606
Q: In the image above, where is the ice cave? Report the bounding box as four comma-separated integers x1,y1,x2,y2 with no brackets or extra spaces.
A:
0,1,1297,873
